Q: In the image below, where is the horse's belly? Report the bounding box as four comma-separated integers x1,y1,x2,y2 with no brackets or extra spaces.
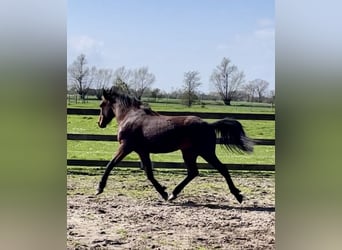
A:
145,139,181,153
143,133,196,153
141,117,209,153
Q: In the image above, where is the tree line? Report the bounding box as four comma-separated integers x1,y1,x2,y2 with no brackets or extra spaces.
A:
67,54,274,106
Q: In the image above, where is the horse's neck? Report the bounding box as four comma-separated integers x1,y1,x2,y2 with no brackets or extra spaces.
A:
114,106,137,124
114,107,126,124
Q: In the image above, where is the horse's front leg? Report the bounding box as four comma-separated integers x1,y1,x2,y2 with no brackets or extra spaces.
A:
96,143,132,195
138,152,168,200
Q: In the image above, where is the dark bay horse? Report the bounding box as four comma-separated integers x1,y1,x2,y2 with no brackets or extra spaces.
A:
96,87,253,203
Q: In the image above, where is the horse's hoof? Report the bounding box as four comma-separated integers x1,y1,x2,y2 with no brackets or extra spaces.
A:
235,193,243,204
96,189,103,195
168,193,177,201
161,192,169,201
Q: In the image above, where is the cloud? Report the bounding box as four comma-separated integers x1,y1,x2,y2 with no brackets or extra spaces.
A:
216,17,274,51
214,18,275,89
68,35,104,53
216,43,231,50
217,27,274,53
257,18,274,28
254,18,275,40
254,28,275,40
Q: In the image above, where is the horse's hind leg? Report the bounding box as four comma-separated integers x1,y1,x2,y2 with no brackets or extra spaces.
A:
168,150,199,201
139,152,168,201
201,153,243,203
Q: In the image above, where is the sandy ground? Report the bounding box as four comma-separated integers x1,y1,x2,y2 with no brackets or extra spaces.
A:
67,170,275,249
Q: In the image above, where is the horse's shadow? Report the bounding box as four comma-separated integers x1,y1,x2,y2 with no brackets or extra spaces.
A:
167,200,275,212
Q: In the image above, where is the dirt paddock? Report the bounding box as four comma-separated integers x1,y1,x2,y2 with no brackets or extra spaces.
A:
67,169,275,249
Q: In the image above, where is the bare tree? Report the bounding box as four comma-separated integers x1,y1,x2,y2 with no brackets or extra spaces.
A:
151,88,161,101
113,66,132,94
87,66,98,87
210,57,245,105
243,81,258,102
182,70,202,107
250,79,270,102
68,54,92,102
269,89,275,107
130,67,156,99
90,67,114,99
269,89,275,101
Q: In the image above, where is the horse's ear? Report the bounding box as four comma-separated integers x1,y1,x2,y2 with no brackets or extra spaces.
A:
102,88,109,100
110,86,118,95
109,86,120,98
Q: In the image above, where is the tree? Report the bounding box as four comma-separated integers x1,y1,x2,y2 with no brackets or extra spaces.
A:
130,67,156,99
250,79,270,102
182,70,201,107
89,67,114,99
210,57,245,105
243,82,257,102
269,89,275,101
67,54,91,102
113,66,132,94
151,88,161,101
269,89,275,107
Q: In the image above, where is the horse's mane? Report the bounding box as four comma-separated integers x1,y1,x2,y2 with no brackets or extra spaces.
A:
106,87,159,116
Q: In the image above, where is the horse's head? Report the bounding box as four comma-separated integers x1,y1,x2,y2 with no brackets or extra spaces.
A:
97,88,117,128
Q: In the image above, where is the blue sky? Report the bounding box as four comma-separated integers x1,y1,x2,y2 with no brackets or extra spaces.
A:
68,0,274,92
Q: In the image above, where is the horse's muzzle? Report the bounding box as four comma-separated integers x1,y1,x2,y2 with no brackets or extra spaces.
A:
98,116,106,128
98,122,106,128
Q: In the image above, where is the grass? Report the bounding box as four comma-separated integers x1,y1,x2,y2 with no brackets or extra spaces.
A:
67,98,275,114
116,228,129,239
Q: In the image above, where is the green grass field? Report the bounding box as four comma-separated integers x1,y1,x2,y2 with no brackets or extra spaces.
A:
67,99,275,168
67,97,275,113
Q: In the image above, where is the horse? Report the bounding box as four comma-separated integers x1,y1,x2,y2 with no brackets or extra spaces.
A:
96,87,253,203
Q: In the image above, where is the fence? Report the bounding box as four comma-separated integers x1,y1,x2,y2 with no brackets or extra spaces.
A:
67,109,275,171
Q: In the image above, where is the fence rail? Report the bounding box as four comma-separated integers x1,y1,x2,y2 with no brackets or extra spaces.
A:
67,159,274,171
67,108,275,171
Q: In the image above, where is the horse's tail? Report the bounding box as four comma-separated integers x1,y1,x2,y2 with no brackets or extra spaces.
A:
211,118,254,153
